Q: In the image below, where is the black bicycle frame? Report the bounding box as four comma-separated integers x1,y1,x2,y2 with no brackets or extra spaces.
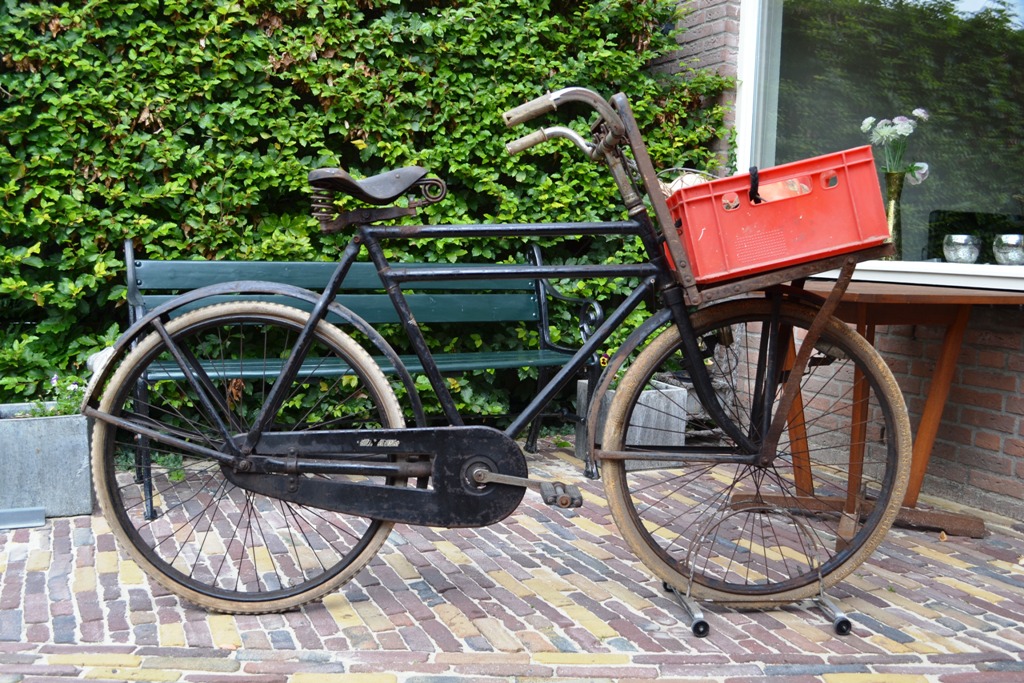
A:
169,85,780,466
239,215,761,461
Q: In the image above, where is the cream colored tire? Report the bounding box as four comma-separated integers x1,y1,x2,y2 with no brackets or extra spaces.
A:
91,302,404,613
601,298,911,607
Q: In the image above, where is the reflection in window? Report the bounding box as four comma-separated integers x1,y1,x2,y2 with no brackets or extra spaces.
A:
775,0,1023,261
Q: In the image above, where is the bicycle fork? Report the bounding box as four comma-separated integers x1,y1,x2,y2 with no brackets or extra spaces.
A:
662,256,859,466
756,257,858,465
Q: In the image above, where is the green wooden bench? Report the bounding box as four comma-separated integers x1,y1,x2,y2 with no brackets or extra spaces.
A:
123,240,599,443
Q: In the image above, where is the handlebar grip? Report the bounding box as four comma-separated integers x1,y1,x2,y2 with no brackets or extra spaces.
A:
502,93,557,127
505,130,549,155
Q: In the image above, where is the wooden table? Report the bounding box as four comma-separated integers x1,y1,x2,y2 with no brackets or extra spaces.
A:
805,280,1024,536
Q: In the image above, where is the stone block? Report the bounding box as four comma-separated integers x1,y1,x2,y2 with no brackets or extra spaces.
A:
0,404,93,519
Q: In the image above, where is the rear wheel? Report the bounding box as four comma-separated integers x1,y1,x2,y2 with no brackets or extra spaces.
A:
91,302,404,613
602,298,910,606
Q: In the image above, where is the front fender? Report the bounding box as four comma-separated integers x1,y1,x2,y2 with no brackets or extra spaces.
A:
82,280,425,426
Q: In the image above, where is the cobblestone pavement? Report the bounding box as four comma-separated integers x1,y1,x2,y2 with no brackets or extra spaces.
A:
2,443,1024,682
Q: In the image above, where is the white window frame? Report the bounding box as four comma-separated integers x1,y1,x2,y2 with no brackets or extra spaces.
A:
735,0,781,173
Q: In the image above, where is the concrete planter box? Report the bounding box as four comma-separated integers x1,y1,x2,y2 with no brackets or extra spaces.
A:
0,403,93,522
575,379,691,463
575,377,734,465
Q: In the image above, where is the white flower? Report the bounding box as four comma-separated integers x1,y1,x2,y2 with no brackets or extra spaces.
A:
870,121,898,144
892,116,916,136
907,162,930,185
50,373,59,387
861,109,929,176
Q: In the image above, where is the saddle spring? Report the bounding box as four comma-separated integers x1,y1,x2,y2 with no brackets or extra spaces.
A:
309,178,449,232
413,177,448,206
310,188,339,223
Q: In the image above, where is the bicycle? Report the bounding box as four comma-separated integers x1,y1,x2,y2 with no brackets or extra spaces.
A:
82,87,911,629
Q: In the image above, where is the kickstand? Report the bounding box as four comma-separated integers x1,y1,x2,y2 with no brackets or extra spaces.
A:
664,582,710,638
664,580,853,637
813,589,853,636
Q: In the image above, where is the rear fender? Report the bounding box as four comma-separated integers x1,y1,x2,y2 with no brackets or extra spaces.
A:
81,280,425,426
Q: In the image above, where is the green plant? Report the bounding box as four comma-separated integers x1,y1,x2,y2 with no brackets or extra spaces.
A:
0,0,733,415
113,445,185,483
21,373,86,416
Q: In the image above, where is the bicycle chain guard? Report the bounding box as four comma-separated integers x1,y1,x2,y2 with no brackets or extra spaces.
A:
223,426,528,528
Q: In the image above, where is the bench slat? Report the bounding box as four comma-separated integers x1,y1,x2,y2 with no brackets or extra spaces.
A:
132,260,535,292
125,240,593,389
140,349,573,382
139,292,541,323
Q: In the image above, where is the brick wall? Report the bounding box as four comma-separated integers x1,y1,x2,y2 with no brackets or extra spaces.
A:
875,308,1024,520
667,0,742,79
656,0,743,157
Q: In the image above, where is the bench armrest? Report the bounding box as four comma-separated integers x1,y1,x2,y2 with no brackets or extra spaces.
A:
530,245,605,353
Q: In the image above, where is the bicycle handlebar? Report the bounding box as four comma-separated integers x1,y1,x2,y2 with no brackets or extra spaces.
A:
506,126,594,156
502,93,559,127
503,87,624,133
502,87,626,158
505,129,551,156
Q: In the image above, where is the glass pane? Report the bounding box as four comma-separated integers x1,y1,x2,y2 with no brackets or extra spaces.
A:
775,0,1024,261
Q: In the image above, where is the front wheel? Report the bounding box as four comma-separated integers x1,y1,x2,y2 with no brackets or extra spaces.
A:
601,298,911,607
91,302,405,613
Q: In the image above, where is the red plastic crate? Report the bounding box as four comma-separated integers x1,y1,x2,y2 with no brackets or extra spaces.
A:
666,146,889,284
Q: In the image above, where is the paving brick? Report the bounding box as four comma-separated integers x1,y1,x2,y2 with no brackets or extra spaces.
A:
471,617,524,653
25,623,50,643
46,653,143,668
25,550,52,574
0,664,82,677
52,614,77,644
3,446,1024,680
411,618,458,652
292,675,394,683
23,590,48,624
0,610,22,642
139,657,240,673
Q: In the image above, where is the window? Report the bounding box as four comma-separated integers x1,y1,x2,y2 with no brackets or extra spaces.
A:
760,0,1023,261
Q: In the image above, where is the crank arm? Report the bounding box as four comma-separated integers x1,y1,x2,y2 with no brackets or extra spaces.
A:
472,469,583,508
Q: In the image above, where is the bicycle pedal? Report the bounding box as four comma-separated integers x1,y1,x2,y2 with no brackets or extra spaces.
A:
539,481,583,508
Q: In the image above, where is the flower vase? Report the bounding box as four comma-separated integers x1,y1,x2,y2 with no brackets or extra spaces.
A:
884,172,905,260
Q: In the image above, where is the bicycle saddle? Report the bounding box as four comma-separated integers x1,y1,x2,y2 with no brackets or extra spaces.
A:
308,166,429,205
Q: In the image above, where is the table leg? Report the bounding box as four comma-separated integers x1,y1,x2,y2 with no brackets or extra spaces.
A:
848,316,873,515
784,337,813,497
903,304,972,508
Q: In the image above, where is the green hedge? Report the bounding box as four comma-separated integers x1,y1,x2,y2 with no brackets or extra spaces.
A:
0,0,732,411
